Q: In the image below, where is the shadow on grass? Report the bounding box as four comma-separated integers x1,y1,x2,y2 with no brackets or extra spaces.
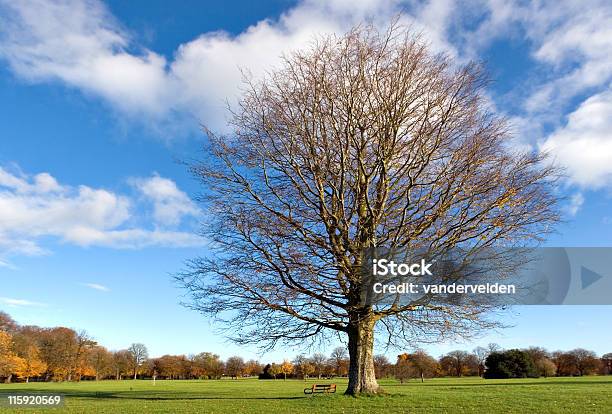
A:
384,379,612,388
1,389,309,401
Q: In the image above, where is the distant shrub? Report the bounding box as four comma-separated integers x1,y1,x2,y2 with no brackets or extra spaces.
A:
484,349,538,379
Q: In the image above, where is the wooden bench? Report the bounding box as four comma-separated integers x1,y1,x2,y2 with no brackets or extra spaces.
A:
304,383,337,394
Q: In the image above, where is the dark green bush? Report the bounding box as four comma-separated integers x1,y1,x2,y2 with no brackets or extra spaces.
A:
484,349,539,379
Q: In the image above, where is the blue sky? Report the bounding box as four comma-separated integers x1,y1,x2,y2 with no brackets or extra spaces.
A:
0,0,611,361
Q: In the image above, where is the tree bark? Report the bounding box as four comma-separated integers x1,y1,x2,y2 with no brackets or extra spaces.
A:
345,316,380,395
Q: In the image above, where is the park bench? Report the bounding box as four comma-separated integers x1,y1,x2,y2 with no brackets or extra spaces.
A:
304,383,337,394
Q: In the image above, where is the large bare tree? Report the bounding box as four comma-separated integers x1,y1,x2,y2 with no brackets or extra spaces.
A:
177,24,559,395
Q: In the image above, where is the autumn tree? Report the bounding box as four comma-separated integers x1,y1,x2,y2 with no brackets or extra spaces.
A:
268,362,282,379
293,354,314,379
112,350,132,380
373,355,391,379
280,360,294,380
536,358,557,377
176,22,558,394
569,349,600,376
70,331,96,381
442,350,471,377
0,331,25,383
244,359,263,377
37,327,79,381
0,311,17,332
524,347,555,377
192,352,224,379
408,350,439,382
127,343,149,379
394,353,412,384
15,343,46,382
395,351,438,382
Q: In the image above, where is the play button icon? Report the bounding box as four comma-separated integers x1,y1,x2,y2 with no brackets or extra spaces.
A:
581,266,603,289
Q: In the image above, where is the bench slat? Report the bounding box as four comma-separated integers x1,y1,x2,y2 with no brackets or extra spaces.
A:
304,384,337,394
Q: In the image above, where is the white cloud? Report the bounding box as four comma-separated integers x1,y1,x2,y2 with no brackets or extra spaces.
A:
0,297,45,307
0,258,16,269
0,166,204,258
566,192,585,216
82,283,109,292
1,0,610,192
131,175,200,226
0,0,169,115
540,89,612,188
0,0,459,131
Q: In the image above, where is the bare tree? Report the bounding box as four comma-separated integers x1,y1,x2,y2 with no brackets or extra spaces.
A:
569,348,600,376
310,353,327,379
225,356,245,379
177,23,559,394
127,343,148,380
373,354,391,379
473,346,488,377
444,350,471,377
487,343,502,354
330,346,349,376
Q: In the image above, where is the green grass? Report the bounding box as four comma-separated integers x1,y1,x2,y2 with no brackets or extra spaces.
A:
1,376,610,413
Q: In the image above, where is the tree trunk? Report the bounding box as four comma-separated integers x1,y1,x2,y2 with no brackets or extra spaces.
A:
345,316,379,395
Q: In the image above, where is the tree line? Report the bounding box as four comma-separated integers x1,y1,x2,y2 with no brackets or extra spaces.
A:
1,312,610,383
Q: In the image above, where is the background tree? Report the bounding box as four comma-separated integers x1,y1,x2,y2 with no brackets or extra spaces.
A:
310,353,327,379
569,349,600,376
394,354,412,384
0,331,25,383
444,351,471,377
329,347,349,377
70,331,96,381
112,350,132,380
280,360,294,380
552,351,578,376
373,355,391,379
192,352,224,379
268,363,282,380
536,358,557,377
601,353,612,375
11,330,46,382
524,347,554,377
484,349,538,379
488,343,502,354
226,356,245,379
37,327,79,381
244,359,263,377
0,311,17,332
407,350,439,382
16,343,47,382
127,343,149,380
177,22,559,395
473,346,489,377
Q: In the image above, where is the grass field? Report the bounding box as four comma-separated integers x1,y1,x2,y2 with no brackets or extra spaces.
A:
1,376,611,413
